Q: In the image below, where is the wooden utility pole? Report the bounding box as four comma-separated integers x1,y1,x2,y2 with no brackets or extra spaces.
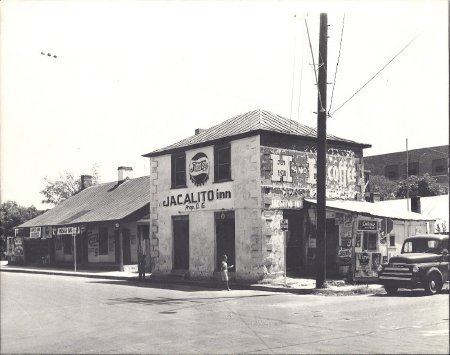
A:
316,13,328,289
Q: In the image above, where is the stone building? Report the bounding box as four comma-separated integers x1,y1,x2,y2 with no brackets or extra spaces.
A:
144,109,401,282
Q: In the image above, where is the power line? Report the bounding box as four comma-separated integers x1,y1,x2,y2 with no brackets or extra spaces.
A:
330,34,419,117
304,18,325,113
328,14,345,116
289,20,298,127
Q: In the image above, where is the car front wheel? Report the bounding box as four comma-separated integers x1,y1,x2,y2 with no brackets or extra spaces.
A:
424,273,442,295
384,285,398,295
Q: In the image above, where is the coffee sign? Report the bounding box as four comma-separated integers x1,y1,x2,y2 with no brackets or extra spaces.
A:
189,152,209,186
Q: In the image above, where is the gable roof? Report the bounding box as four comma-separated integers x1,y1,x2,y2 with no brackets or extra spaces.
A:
143,109,371,157
19,176,150,228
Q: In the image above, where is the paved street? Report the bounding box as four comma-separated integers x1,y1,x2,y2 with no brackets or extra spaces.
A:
1,272,448,354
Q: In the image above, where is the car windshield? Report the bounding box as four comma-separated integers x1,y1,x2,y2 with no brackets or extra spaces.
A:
402,238,441,254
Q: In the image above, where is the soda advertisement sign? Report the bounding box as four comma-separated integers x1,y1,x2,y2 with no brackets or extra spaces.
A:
358,220,378,231
189,152,210,186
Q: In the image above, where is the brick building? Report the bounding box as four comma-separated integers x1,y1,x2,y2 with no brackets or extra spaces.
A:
364,145,449,187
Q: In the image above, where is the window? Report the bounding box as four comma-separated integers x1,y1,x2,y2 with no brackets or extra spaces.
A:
403,238,440,254
362,232,377,251
406,162,419,176
214,143,231,182
99,227,108,255
63,235,72,255
171,152,186,188
384,165,398,180
389,235,395,247
432,158,447,176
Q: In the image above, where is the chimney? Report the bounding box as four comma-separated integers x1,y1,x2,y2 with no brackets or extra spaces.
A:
118,166,133,182
411,196,421,213
195,128,205,135
365,192,380,203
81,175,93,190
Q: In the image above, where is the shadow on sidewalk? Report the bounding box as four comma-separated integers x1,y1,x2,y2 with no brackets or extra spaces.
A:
369,289,449,297
105,293,274,311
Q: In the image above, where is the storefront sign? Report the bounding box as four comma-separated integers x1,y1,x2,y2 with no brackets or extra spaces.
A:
30,227,41,239
271,198,303,209
161,188,231,210
15,228,29,238
189,152,210,186
57,227,79,235
358,220,378,231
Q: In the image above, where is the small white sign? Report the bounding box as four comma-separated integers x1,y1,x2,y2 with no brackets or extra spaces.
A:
280,219,289,231
57,227,78,235
30,227,41,239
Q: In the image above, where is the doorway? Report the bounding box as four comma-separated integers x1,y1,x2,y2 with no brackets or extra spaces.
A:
122,228,131,265
172,216,189,270
215,211,235,271
326,218,339,277
283,210,304,274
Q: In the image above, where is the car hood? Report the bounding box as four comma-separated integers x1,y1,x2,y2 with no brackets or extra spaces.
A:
389,253,441,264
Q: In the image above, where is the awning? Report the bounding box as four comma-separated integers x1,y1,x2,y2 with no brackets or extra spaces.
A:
305,199,435,221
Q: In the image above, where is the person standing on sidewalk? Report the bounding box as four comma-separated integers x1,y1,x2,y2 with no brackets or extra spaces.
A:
220,255,233,291
138,251,146,281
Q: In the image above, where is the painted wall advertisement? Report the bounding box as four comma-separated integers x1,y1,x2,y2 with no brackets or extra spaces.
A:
261,147,359,200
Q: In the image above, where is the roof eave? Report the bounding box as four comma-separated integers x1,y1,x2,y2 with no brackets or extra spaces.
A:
143,129,371,158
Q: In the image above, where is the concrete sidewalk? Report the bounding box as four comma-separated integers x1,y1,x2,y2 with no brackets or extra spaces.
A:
0,264,384,295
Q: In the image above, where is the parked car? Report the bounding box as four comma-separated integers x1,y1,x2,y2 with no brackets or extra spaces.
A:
378,234,449,295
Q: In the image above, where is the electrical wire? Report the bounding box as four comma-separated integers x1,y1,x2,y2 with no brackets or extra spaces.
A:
289,26,298,129
304,18,325,113
330,34,419,117
328,14,346,117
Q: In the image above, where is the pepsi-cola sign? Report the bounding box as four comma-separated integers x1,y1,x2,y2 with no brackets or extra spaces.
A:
189,152,209,186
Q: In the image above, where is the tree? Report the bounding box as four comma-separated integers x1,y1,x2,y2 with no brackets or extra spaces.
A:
0,201,44,254
40,164,100,206
368,175,398,200
395,173,444,198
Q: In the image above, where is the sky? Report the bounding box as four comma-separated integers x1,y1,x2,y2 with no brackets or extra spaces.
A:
1,0,448,209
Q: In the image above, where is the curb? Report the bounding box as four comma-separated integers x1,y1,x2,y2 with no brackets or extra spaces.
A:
0,267,135,281
0,267,385,296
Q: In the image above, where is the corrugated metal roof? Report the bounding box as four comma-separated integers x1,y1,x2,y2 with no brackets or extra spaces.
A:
19,176,150,228
305,198,435,221
144,109,371,157
374,195,448,224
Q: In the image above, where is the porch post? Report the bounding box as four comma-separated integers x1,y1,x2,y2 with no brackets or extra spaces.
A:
119,228,124,271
